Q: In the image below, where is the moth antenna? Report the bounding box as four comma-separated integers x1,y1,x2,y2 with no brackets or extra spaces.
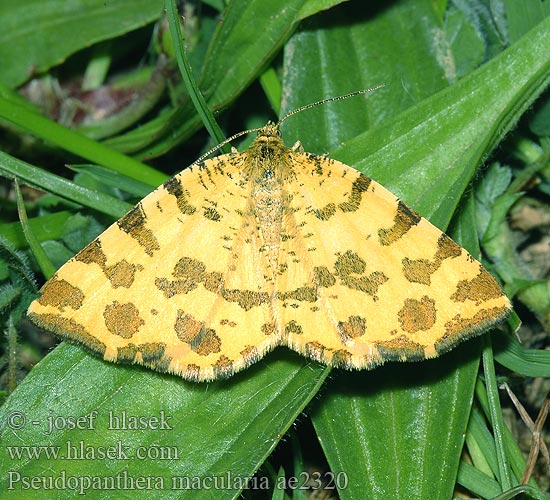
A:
194,85,384,164
193,126,266,165
191,84,385,166
277,84,385,126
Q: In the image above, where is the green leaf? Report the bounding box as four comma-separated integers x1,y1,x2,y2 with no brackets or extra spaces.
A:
15,181,56,279
200,0,323,107
503,0,550,42
40,240,77,270
529,94,550,136
69,165,156,198
474,162,514,239
312,344,481,500
117,0,330,159
0,0,163,87
474,379,539,490
332,13,550,229
0,98,166,187
0,212,73,248
0,151,132,218
281,1,448,153
0,345,329,499
457,460,502,499
444,5,485,78
494,333,550,377
165,0,227,147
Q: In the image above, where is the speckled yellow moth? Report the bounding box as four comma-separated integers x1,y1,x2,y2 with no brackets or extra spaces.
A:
27,90,511,381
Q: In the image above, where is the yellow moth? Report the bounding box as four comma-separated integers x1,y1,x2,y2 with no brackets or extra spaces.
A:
27,90,511,381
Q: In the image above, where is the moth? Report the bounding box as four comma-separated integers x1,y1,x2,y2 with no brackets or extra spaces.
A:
27,90,511,381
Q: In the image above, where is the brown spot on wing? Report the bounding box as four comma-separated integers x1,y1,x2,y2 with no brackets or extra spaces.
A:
313,266,336,287
74,239,106,267
177,257,206,278
116,344,138,362
183,364,202,381
440,305,509,349
278,286,317,303
451,267,505,305
157,257,266,311
105,260,141,288
240,345,259,364
155,257,206,297
402,258,436,285
139,343,167,362
174,310,221,356
135,343,168,367
435,233,463,260
342,271,388,296
311,172,371,221
116,343,170,373
378,200,421,246
203,271,224,293
74,239,140,288
261,323,276,335
285,320,303,335
155,277,199,298
315,202,336,221
213,355,234,378
164,176,196,215
402,234,463,285
305,341,330,362
375,336,426,361
103,301,144,338
398,296,436,333
338,174,371,212
331,349,352,367
37,277,84,311
334,250,366,275
221,288,270,311
117,205,160,256
333,252,388,295
203,206,221,221
338,315,367,342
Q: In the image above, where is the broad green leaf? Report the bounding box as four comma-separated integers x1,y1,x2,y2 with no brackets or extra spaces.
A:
312,345,480,500
200,0,324,107
281,0,448,152
0,344,329,499
0,0,163,87
333,14,550,229
503,0,550,42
